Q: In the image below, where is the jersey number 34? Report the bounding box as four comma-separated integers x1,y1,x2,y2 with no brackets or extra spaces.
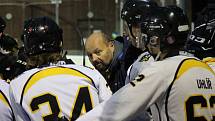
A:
30,86,92,121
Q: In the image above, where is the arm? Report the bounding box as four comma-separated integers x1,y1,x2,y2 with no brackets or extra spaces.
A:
9,85,30,121
77,65,171,121
125,52,154,84
97,71,112,102
0,81,15,121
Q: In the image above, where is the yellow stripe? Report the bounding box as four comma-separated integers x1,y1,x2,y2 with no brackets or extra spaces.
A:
176,59,214,80
203,57,215,63
0,93,9,107
24,67,92,95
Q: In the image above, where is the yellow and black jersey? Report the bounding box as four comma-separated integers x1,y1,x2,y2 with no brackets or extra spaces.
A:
0,80,14,121
203,57,215,73
10,64,112,121
126,51,154,84
76,55,215,121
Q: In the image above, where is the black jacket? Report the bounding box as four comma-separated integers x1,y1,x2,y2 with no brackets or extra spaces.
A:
104,36,143,93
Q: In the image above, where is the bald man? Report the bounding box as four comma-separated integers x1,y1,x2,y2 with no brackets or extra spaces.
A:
86,32,114,71
85,32,143,92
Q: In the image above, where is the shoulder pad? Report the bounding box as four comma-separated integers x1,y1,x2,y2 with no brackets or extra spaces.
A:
139,53,151,62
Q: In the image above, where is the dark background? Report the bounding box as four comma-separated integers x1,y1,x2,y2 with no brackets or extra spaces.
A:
0,0,214,51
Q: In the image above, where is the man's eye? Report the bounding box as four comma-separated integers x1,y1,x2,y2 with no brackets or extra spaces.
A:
95,50,102,55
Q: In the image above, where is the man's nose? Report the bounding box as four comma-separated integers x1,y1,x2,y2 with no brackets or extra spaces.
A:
91,54,99,62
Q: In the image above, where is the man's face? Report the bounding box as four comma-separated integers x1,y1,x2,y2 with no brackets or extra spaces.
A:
85,35,114,71
146,35,161,55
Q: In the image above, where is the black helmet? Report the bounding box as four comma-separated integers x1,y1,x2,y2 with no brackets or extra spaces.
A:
121,0,158,37
0,17,6,32
165,5,190,46
23,16,63,56
0,53,17,80
0,34,18,54
185,7,215,59
140,6,189,50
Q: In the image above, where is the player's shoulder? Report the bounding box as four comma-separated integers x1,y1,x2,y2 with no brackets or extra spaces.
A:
131,51,154,68
58,64,102,79
0,80,9,97
134,56,198,85
140,56,196,75
10,67,41,96
203,57,215,63
61,64,96,74
156,55,210,76
202,57,215,72
51,64,103,88
158,55,197,67
137,51,154,62
0,80,12,111
12,64,97,82
62,64,94,69
0,80,9,88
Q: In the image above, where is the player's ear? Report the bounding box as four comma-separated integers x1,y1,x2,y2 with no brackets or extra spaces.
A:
108,41,114,47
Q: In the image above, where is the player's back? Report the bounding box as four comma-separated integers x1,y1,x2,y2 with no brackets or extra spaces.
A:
203,57,215,72
10,64,112,121
75,55,215,121
125,51,154,84
152,56,215,121
0,80,14,121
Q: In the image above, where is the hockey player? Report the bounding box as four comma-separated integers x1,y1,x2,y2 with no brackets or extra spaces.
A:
121,0,158,50
0,54,15,121
185,6,215,71
9,16,112,121
121,0,156,84
76,6,215,121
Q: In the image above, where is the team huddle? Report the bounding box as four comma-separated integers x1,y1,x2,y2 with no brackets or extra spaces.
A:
0,0,214,121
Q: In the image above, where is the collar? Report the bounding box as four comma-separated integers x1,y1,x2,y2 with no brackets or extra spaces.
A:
203,57,215,63
106,40,124,71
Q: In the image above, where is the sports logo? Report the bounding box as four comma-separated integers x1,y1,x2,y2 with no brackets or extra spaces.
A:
139,53,151,62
